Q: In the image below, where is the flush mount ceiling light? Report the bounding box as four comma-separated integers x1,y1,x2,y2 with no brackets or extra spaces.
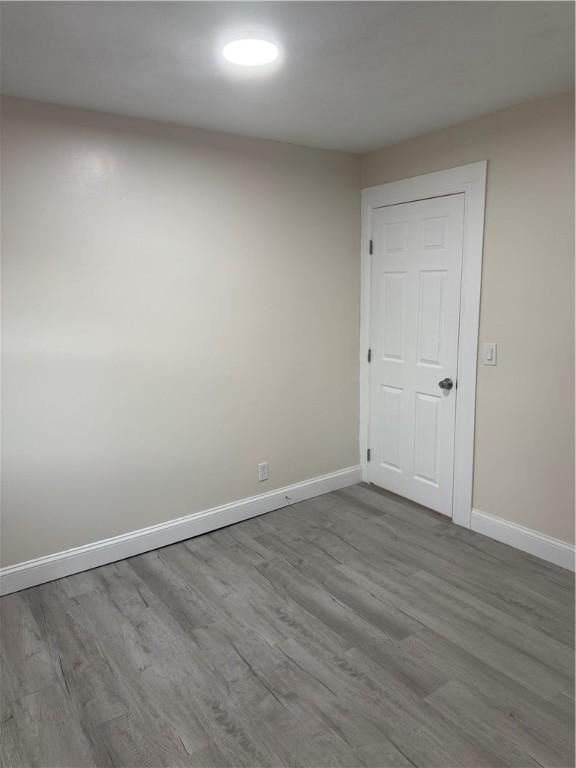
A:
222,38,279,67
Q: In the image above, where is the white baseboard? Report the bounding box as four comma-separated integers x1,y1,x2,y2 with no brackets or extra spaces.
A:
471,509,575,572
0,465,361,596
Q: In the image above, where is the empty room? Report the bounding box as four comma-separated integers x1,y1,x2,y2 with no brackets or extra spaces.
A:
0,2,574,767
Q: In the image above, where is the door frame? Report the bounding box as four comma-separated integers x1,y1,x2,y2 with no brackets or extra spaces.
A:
359,161,487,528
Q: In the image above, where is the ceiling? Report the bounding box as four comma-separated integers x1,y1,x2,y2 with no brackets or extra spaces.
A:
1,2,573,153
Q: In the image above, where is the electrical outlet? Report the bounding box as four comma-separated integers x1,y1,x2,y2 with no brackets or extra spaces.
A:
257,462,269,482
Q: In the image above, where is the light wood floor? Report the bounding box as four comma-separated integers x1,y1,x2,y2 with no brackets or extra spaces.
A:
1,484,574,768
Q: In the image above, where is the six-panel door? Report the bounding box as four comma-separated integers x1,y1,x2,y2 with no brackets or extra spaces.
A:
368,194,465,515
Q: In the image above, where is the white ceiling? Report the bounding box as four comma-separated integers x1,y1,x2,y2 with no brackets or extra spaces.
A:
1,2,573,153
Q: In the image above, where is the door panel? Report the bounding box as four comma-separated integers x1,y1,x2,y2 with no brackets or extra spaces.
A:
417,269,446,366
380,272,407,361
368,194,464,515
379,385,403,471
413,392,440,486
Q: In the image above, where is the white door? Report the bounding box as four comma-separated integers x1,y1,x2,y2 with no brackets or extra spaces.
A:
367,193,465,515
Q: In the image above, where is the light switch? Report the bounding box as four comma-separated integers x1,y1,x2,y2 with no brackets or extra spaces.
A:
483,342,497,366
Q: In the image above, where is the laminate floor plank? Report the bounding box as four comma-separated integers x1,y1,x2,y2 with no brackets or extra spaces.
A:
4,683,100,768
337,561,571,699
426,679,571,768
1,484,573,767
0,593,60,699
340,487,574,608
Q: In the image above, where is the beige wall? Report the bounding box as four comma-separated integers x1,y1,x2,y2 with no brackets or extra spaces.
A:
362,91,575,543
2,90,573,568
1,97,360,566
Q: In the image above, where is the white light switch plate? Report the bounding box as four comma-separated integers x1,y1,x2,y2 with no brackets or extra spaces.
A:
483,342,497,366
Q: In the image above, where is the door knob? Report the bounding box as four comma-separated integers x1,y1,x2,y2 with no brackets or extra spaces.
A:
438,378,454,390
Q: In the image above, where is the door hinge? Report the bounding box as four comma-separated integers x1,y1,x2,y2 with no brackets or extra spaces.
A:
367,448,371,462
367,348,372,363
369,239,374,255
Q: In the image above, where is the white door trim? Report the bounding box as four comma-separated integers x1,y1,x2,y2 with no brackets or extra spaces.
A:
360,161,487,528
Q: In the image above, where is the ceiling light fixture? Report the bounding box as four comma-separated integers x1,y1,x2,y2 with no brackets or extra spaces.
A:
222,38,279,67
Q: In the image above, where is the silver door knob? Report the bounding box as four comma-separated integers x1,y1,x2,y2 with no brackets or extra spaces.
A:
438,378,454,390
